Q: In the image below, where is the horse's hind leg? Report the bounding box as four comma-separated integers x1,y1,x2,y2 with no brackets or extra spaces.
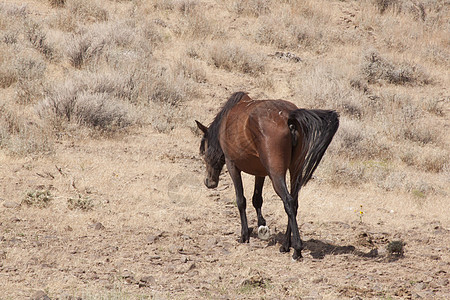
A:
226,159,250,243
271,176,303,260
252,176,266,227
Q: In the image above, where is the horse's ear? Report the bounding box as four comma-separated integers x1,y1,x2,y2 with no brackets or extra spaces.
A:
195,120,208,134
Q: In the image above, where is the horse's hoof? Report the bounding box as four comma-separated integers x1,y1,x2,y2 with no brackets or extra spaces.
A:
292,250,303,261
257,225,270,240
279,245,290,253
239,236,250,243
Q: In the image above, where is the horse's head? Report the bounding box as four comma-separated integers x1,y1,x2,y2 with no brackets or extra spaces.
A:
196,120,222,189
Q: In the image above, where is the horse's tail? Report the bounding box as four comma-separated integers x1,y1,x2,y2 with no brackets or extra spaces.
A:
288,109,339,187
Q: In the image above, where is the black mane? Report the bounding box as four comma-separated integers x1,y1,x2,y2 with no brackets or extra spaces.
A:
206,91,247,170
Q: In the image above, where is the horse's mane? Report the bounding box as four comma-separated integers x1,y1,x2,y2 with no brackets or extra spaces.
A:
206,91,247,170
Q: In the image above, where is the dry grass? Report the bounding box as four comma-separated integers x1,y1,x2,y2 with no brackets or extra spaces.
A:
208,41,266,75
0,0,447,188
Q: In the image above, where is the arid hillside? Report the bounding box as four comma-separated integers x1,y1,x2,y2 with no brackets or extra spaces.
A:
0,0,449,299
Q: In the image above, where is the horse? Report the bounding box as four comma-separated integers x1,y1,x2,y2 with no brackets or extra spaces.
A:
195,92,339,260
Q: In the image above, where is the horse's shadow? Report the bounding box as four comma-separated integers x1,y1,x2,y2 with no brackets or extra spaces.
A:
268,232,378,259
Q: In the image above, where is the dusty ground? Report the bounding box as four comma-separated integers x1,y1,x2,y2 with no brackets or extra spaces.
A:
0,125,449,299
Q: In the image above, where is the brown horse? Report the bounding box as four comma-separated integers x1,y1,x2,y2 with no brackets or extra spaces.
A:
196,92,339,260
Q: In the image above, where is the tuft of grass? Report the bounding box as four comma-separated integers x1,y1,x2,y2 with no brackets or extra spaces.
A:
48,0,66,8
67,194,94,211
22,190,53,208
387,240,404,256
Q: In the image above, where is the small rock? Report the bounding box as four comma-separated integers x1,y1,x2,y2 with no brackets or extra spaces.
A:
139,275,156,287
32,290,50,300
3,201,20,209
89,222,105,230
207,237,218,247
437,278,449,286
312,276,324,283
176,261,196,274
147,235,159,244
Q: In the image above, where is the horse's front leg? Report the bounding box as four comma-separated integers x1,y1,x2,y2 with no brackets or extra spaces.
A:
226,159,250,243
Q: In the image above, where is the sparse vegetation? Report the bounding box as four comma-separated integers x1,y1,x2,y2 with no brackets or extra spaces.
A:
67,194,94,211
0,0,447,195
22,190,53,208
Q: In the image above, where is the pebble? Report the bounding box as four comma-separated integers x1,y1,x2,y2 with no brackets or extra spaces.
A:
90,222,105,230
3,201,20,208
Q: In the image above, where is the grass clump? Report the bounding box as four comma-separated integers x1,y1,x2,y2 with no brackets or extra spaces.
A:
387,240,404,256
22,190,53,208
67,194,94,211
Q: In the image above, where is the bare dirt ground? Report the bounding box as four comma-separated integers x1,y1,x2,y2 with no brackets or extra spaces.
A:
1,125,449,299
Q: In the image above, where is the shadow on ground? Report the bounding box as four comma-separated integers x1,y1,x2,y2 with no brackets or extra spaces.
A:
269,233,379,259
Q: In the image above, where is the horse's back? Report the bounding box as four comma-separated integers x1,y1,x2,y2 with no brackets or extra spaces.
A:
220,99,297,176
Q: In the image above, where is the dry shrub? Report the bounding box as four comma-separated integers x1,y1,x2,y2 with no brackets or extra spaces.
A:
331,118,391,160
361,50,431,85
146,102,187,133
230,0,272,17
48,0,65,8
67,22,143,69
376,170,406,191
38,75,135,132
175,57,207,83
175,5,220,39
0,3,28,17
373,0,400,14
255,15,322,50
401,122,438,145
323,159,367,187
152,0,176,10
25,20,54,60
293,63,367,120
67,31,107,68
145,64,196,106
74,92,132,129
0,47,17,88
0,103,53,155
208,41,265,75
140,20,164,45
423,98,445,116
67,0,108,23
15,56,47,104
404,146,449,173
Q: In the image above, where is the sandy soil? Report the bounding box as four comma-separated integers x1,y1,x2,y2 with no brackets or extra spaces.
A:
0,125,449,299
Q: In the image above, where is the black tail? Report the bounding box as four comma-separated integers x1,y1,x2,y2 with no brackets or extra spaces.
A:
288,109,339,187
